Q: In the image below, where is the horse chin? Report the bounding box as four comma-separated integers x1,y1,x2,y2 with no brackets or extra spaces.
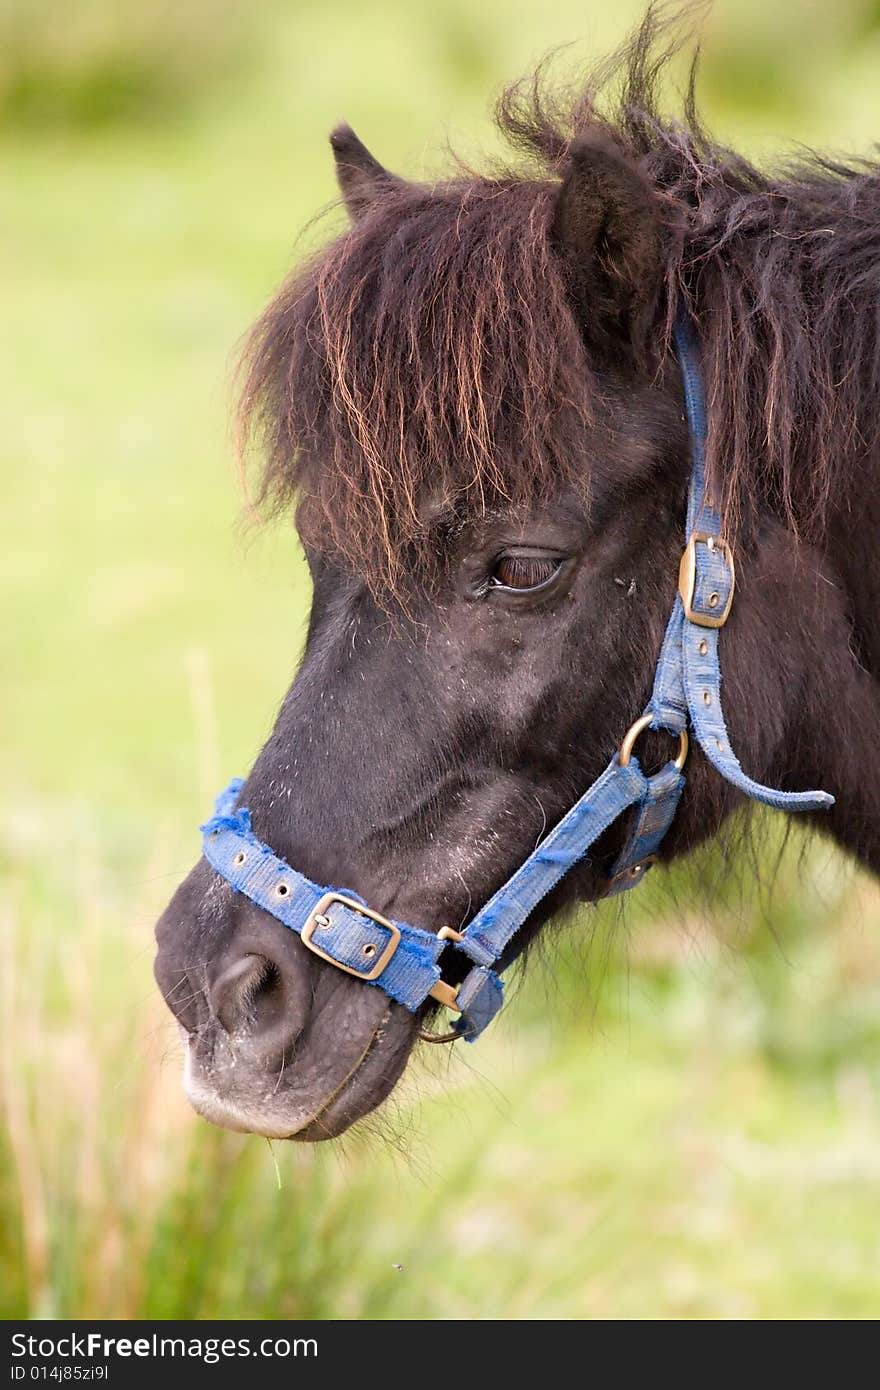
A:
178,1001,420,1142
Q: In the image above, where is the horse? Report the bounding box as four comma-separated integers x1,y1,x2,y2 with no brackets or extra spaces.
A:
154,13,880,1141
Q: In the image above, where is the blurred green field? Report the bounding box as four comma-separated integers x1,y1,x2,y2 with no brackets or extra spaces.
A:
3,0,880,1320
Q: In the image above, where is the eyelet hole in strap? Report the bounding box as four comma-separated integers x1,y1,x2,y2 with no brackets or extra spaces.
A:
361,943,378,960
275,882,289,897
703,691,712,706
234,851,247,866
698,639,708,655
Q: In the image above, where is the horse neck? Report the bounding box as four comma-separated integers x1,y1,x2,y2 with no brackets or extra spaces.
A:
823,451,880,681
694,169,880,674
699,179,880,871
775,389,880,875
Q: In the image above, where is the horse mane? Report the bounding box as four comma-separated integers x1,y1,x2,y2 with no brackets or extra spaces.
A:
238,6,880,590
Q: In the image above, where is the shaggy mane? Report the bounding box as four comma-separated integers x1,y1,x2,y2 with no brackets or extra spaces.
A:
238,5,880,589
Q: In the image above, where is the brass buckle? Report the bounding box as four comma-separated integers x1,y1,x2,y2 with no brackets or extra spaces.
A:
678,533,735,628
301,892,401,980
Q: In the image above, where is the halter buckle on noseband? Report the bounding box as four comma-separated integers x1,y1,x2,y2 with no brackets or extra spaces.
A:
301,892,401,980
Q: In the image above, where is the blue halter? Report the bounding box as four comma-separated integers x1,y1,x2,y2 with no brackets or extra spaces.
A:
200,313,834,1042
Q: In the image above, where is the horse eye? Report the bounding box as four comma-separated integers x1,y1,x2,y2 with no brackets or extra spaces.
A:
490,554,562,592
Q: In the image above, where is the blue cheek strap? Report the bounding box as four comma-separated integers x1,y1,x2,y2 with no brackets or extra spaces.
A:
199,311,833,1043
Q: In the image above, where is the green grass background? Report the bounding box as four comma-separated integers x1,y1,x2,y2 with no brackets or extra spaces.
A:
3,0,880,1320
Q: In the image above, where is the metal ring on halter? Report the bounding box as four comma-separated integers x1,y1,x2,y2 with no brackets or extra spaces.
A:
618,713,689,770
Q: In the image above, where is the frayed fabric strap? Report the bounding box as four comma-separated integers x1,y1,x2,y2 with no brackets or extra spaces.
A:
457,756,654,966
652,314,834,814
201,790,445,1012
197,308,833,1042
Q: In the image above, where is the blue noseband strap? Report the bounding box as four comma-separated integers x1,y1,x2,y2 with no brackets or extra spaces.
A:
199,311,834,1042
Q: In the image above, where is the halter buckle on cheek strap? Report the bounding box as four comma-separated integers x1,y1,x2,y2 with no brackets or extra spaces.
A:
200,310,834,1043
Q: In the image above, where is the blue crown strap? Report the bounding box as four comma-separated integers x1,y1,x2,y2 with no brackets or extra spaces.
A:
674,310,717,538
668,312,834,814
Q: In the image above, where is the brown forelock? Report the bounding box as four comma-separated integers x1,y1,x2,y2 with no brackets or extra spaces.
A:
239,6,880,584
237,175,597,594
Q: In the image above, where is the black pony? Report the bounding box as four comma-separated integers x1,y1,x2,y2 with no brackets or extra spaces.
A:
155,14,880,1140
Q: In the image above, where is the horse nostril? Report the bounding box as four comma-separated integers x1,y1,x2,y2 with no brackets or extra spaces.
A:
210,953,278,1035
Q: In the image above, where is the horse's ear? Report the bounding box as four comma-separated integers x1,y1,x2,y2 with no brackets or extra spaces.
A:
551,135,664,370
330,124,401,220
